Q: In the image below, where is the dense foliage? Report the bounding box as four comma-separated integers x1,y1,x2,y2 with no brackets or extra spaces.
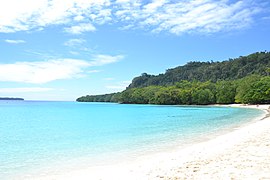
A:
0,97,24,100
119,76,270,104
77,52,270,105
128,52,270,88
76,93,120,102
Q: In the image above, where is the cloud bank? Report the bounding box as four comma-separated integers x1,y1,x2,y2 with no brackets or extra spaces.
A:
0,55,123,84
5,39,26,44
0,0,265,35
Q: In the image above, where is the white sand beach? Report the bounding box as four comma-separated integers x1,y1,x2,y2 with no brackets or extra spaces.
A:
31,104,270,180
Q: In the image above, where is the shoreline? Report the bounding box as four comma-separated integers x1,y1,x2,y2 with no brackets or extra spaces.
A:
30,104,270,180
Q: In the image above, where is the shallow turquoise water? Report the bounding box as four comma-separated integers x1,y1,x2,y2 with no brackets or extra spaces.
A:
0,101,264,179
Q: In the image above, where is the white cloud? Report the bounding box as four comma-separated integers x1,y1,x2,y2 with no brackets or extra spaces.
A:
143,0,168,13
0,87,53,93
69,51,80,55
88,70,101,73
5,39,26,44
0,59,89,84
106,80,131,90
64,23,96,34
0,0,110,33
0,0,265,35
64,38,85,47
89,54,124,66
0,54,122,84
115,0,262,34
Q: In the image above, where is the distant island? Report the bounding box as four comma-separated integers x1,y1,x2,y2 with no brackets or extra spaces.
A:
77,52,270,105
0,97,24,100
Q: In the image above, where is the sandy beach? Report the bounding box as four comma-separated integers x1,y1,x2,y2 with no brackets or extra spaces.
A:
31,104,270,180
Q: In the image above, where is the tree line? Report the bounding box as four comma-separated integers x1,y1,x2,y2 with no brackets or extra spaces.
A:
77,75,270,105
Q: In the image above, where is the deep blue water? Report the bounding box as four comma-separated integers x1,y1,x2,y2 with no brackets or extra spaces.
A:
0,101,264,179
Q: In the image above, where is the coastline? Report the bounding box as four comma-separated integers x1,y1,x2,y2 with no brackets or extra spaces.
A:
30,104,270,180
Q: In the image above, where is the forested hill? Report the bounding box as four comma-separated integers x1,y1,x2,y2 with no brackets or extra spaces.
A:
128,52,270,89
0,97,24,100
77,52,270,105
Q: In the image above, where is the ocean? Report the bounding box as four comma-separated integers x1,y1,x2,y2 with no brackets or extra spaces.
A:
0,101,264,179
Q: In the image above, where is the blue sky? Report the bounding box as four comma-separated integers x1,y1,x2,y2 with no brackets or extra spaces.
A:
0,0,270,101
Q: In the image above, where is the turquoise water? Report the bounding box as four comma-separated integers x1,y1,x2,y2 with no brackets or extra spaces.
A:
0,101,264,179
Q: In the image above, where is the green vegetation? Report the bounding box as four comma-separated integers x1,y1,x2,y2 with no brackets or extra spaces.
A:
128,52,270,88
0,97,24,100
77,93,120,102
77,52,270,105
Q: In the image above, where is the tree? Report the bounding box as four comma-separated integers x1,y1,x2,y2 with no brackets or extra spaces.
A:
242,76,270,104
192,89,215,105
152,88,181,105
216,81,236,104
178,89,192,105
235,75,261,103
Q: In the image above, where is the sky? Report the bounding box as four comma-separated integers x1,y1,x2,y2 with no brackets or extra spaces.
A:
0,0,270,101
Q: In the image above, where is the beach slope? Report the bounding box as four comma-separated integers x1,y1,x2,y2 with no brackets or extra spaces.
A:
147,104,270,179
